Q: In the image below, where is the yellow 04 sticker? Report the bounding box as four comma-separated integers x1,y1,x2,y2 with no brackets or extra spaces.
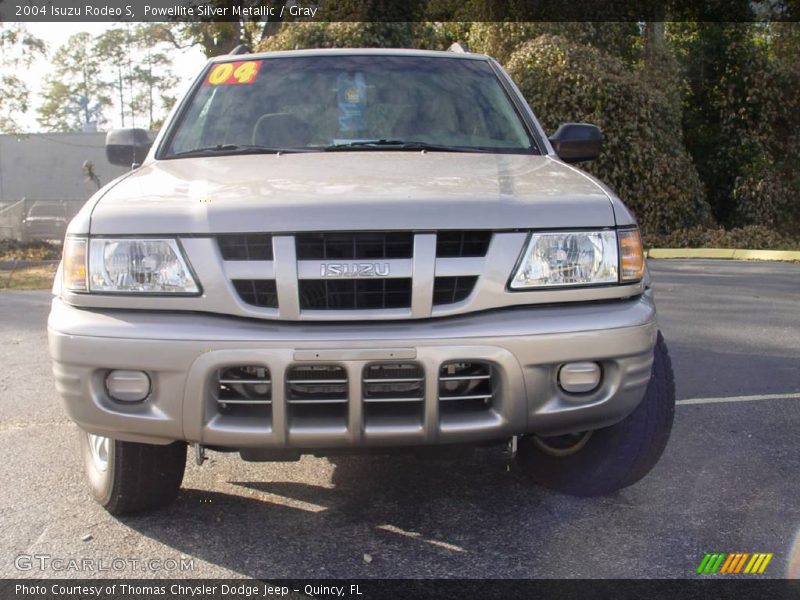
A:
206,61,261,86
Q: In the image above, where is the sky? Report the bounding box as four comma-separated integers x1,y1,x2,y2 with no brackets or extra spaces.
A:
17,23,208,132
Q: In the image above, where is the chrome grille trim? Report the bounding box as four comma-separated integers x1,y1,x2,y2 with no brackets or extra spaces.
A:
217,231,504,319
273,235,300,319
286,365,348,404
362,363,425,404
362,363,426,429
440,393,494,402
438,362,495,410
410,233,436,318
215,366,272,411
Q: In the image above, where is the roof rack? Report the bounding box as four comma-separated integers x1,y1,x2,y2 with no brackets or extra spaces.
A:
447,42,470,54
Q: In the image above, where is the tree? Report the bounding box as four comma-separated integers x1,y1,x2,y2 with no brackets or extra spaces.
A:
667,22,763,225
94,27,135,127
93,25,178,130
147,2,279,58
0,24,46,133
131,24,179,129
38,32,112,132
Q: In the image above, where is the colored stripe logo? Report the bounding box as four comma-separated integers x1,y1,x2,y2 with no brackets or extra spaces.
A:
696,552,773,574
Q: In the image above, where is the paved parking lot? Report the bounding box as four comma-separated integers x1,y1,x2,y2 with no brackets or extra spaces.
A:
0,259,798,579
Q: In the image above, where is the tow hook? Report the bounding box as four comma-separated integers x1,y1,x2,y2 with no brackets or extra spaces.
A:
194,443,207,466
507,435,518,459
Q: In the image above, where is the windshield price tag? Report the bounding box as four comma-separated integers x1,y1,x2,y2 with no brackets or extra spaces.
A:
206,61,261,86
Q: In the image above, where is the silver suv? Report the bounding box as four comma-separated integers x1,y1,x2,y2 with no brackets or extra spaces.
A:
48,48,674,514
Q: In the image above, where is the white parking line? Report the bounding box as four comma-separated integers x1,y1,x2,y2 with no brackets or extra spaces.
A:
377,524,466,553
677,392,800,406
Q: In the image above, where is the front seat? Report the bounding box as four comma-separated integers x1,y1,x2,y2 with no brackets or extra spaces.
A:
252,113,313,148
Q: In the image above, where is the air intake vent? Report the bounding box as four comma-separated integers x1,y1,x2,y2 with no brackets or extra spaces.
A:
436,231,492,257
363,363,424,403
299,279,412,310
287,365,348,404
287,365,348,428
217,234,273,260
233,279,278,308
438,362,494,414
433,276,478,305
215,365,272,417
296,232,413,260
363,363,425,428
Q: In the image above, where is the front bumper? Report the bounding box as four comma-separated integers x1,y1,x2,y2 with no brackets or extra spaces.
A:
48,292,657,449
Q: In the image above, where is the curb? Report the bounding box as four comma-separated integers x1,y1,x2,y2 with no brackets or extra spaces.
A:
645,248,800,262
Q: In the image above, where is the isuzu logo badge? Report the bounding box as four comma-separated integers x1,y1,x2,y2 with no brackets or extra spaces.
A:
320,263,390,278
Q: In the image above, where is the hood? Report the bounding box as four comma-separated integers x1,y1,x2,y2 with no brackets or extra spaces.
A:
88,152,615,234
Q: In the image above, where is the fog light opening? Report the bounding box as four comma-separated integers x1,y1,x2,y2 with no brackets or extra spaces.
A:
558,362,601,394
105,370,151,402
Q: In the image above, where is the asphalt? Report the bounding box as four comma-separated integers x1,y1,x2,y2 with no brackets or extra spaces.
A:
0,259,798,580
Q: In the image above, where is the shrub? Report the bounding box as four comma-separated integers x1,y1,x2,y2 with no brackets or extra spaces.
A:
505,35,713,237
645,225,800,250
257,22,448,53
466,22,641,66
728,57,800,232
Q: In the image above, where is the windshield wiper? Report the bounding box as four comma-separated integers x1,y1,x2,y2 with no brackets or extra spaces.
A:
323,139,491,153
168,144,316,158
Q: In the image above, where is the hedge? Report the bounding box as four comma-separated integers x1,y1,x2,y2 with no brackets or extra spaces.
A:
504,35,713,237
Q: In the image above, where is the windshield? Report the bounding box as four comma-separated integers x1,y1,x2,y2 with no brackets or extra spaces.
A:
162,55,537,157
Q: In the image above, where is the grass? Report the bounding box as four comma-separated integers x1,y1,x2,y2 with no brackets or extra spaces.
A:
0,264,58,290
0,240,61,290
0,239,61,261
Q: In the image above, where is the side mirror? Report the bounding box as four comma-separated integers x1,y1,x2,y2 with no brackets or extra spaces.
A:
548,123,603,163
105,128,152,168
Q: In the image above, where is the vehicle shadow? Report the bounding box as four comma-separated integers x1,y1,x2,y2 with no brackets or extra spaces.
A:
117,448,597,578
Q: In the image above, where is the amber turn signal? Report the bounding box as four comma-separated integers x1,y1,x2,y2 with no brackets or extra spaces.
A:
619,229,645,282
63,237,87,291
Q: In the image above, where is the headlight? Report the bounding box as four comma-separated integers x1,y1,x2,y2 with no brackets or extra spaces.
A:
86,238,199,294
510,230,619,289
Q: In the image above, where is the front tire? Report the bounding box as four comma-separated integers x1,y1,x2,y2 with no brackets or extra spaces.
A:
80,431,187,514
516,330,675,496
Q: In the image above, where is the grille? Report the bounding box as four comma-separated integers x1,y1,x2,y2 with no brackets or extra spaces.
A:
286,365,348,425
217,234,273,260
439,362,494,414
218,230,493,317
363,363,425,426
215,365,272,417
299,279,412,310
296,232,413,260
233,279,278,308
433,276,478,306
436,231,492,257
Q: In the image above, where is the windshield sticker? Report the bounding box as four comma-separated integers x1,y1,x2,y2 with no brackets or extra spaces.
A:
206,61,261,86
337,72,367,133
